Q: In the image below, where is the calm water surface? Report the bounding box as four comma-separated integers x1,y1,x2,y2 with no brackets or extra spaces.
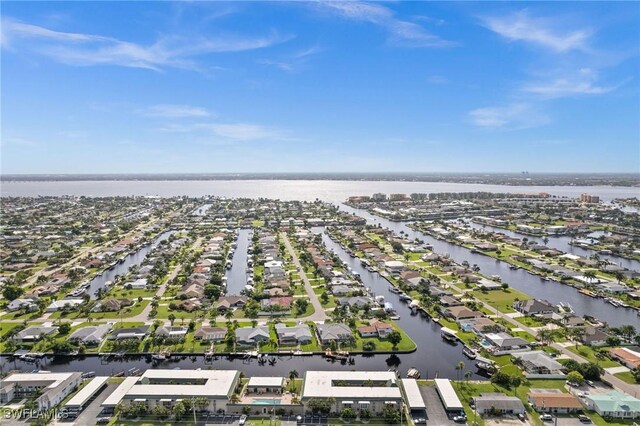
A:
2,180,638,202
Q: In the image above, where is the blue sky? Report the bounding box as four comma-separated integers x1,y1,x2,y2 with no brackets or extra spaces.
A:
1,1,639,174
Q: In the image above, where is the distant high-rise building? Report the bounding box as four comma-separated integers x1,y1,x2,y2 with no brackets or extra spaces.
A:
580,193,600,203
389,193,409,201
372,193,387,201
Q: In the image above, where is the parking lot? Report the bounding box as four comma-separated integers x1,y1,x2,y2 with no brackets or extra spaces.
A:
418,385,456,425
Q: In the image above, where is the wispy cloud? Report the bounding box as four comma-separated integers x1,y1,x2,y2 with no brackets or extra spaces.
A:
155,121,288,142
259,45,323,73
1,17,293,71
469,103,550,130
317,1,454,48
209,123,282,141
522,68,622,99
481,10,591,52
141,104,212,118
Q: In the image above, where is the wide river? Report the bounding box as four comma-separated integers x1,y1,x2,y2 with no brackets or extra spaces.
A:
1,179,638,202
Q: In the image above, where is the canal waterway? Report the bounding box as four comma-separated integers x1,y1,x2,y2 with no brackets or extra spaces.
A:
86,230,175,299
340,205,639,328
225,229,251,295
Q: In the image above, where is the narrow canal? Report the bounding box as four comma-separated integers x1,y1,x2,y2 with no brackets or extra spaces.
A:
339,205,639,328
316,228,482,380
87,230,175,299
225,229,251,295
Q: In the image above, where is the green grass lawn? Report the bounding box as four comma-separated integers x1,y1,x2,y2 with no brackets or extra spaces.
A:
471,288,531,313
565,345,620,368
614,370,638,384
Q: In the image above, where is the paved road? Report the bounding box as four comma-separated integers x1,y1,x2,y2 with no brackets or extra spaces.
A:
280,233,327,322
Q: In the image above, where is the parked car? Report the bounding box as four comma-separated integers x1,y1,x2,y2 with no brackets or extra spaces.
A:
239,414,247,425
586,380,595,387
540,414,553,422
578,414,592,423
96,418,111,425
517,413,526,421
453,415,467,423
414,417,427,424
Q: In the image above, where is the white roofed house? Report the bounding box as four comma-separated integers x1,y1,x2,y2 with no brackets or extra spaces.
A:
6,297,39,312
155,326,188,342
68,324,112,346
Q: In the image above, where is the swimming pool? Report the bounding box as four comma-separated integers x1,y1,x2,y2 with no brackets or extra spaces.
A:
252,398,282,405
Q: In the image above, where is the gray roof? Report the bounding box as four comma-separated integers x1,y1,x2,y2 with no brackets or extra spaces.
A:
235,326,270,344
514,351,564,373
275,323,312,342
14,326,58,340
475,393,525,411
69,324,111,344
316,323,352,342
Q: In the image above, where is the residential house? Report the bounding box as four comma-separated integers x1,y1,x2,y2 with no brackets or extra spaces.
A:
274,323,312,345
484,332,530,355
110,325,150,340
6,298,38,312
155,326,188,341
514,351,565,376
584,392,640,419
13,326,58,343
474,393,525,415
443,306,483,321
357,321,394,339
514,299,557,316
216,296,247,313
608,348,640,370
315,323,353,345
581,326,609,347
235,326,270,346
528,391,583,414
68,324,112,346
194,326,227,342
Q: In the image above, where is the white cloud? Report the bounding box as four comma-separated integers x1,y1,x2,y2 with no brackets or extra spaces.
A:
209,123,281,141
155,121,286,142
318,1,454,48
481,11,591,52
469,103,550,130
523,68,620,99
258,45,322,73
142,104,212,118
1,17,292,70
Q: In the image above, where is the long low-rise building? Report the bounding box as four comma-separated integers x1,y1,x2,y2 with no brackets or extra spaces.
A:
301,370,403,414
65,376,109,415
0,372,82,410
434,378,464,414
102,369,240,413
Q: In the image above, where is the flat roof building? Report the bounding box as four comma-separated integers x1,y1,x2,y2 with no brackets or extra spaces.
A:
102,369,240,413
434,379,463,413
301,371,402,414
0,372,82,411
65,376,109,414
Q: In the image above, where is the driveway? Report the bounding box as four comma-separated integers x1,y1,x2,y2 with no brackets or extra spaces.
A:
418,385,456,425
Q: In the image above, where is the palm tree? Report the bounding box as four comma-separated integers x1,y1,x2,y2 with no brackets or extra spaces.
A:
289,369,299,380
464,371,472,388
455,361,465,385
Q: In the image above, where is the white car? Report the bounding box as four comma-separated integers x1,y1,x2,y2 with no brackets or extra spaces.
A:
239,414,248,425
